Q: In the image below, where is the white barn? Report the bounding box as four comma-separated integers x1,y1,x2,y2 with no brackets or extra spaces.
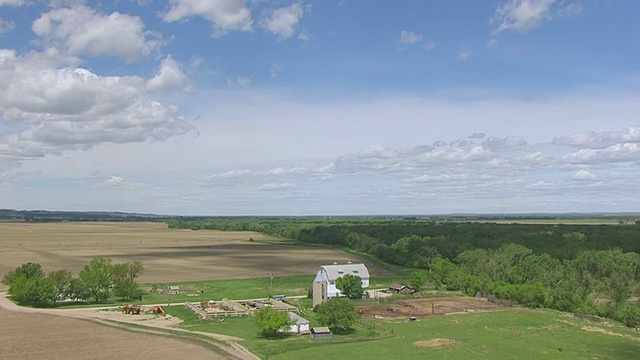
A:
312,263,370,307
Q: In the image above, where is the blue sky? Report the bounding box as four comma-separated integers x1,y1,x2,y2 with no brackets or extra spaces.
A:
1,0,639,215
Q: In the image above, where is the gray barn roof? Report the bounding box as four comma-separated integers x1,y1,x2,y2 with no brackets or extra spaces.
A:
316,263,370,282
288,312,309,325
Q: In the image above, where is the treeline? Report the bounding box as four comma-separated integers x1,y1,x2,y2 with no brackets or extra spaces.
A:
166,218,640,259
2,257,144,307
167,218,640,327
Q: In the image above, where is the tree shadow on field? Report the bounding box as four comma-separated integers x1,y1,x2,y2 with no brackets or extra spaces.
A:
258,332,293,341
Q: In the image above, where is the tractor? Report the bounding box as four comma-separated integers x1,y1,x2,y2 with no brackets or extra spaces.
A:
121,303,143,315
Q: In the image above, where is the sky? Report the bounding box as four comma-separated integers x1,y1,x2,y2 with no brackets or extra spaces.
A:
0,0,639,216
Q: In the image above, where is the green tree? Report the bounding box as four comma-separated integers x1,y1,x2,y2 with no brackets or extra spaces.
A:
2,262,45,289
47,269,73,300
3,263,57,306
66,278,90,301
254,307,291,336
615,304,640,328
25,277,58,307
79,257,113,303
315,297,357,333
335,274,364,299
409,271,427,292
111,261,144,300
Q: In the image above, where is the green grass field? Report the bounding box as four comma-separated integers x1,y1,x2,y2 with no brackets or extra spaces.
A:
165,304,640,360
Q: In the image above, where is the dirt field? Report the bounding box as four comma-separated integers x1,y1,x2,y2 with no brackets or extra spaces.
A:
357,297,504,320
0,307,224,360
0,222,358,284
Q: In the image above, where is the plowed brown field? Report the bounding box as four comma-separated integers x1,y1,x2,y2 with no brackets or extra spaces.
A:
0,307,223,360
0,221,357,284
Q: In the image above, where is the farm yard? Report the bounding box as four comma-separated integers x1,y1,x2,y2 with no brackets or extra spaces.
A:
0,222,358,284
356,297,505,320
2,221,640,360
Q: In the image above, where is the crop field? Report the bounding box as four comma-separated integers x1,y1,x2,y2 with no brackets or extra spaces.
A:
0,307,223,360
0,222,360,284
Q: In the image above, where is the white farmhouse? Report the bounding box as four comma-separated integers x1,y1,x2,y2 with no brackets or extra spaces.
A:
312,263,370,307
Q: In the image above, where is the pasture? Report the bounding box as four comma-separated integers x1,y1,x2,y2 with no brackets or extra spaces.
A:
163,300,640,360
0,222,360,284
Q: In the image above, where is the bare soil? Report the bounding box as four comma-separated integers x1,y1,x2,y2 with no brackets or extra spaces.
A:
357,297,504,319
0,222,358,284
0,307,225,360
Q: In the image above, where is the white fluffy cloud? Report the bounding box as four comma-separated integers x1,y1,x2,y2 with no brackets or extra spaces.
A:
399,30,422,45
146,55,190,92
0,49,193,159
190,124,640,214
260,3,305,40
32,5,160,62
96,176,151,190
564,143,640,164
257,182,296,191
491,0,582,34
163,0,253,37
572,169,595,181
491,0,556,34
553,126,640,149
0,0,26,5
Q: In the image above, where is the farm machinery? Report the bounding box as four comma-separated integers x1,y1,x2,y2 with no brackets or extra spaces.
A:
121,303,143,315
153,305,166,317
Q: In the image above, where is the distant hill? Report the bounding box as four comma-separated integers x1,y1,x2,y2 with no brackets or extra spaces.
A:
0,209,168,222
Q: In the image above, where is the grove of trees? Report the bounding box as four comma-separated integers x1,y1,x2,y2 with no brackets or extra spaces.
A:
2,257,144,307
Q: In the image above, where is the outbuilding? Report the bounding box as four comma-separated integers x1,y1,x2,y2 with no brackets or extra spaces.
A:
310,327,333,339
287,312,310,334
166,285,180,295
388,284,415,294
